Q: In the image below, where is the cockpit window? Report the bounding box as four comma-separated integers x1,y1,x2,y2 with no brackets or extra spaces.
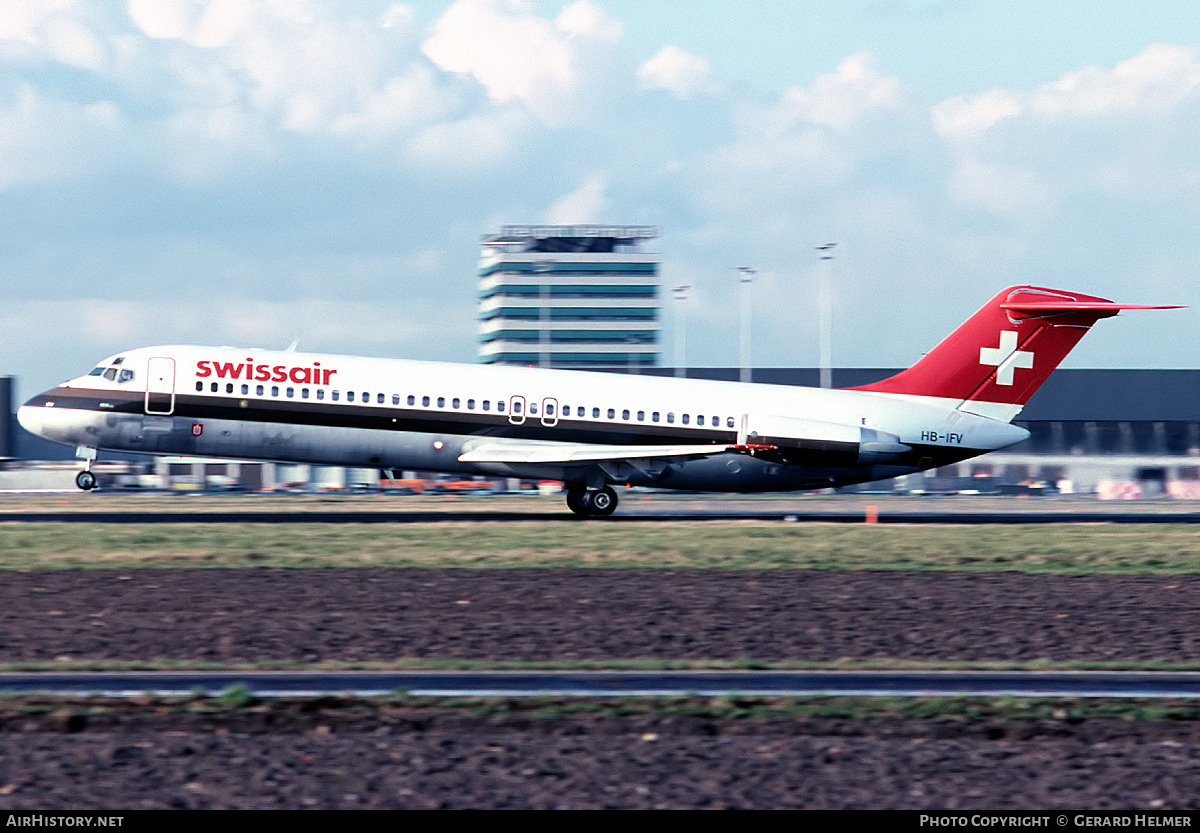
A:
88,367,105,376
103,368,118,381
111,357,124,365
118,369,135,384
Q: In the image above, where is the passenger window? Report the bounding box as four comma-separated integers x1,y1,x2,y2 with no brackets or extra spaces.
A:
622,409,629,420
422,396,430,407
592,407,600,418
226,384,234,394
407,395,415,406
257,385,264,396
667,412,675,424
286,387,294,398
195,382,203,392
332,390,340,401
497,401,505,413
578,407,586,417
362,392,369,402
302,388,309,399
452,398,460,409
637,411,645,421
483,400,491,411
348,391,356,402
727,417,735,428
437,397,445,408
271,386,279,397
652,412,660,422
377,393,384,404
316,389,324,400
211,382,218,392
529,402,537,415
513,401,522,414
393,394,400,405
467,399,475,410
546,404,554,416
241,384,249,395
682,414,689,425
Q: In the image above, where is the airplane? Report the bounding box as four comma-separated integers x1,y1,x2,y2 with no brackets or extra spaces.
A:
17,285,1178,516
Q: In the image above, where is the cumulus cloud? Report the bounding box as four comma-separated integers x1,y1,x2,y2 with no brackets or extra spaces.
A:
421,0,623,124
637,45,712,100
771,52,905,132
545,173,610,224
934,44,1200,215
934,44,1200,142
0,86,124,187
0,0,110,69
693,52,915,214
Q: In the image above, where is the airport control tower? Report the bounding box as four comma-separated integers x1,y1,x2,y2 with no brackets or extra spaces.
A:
478,225,660,370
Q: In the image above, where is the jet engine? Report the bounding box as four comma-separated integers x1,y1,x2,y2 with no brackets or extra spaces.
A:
737,415,910,466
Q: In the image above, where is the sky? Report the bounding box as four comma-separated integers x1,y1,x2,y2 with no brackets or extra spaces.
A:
3,0,1200,398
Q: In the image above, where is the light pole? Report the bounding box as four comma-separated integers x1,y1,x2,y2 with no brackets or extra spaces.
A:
672,284,691,378
735,267,755,383
816,243,836,388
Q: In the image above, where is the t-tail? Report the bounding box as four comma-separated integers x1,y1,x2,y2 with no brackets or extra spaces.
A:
848,285,1181,422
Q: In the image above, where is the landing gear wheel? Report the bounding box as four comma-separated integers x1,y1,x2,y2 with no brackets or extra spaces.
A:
75,470,97,491
565,484,618,517
566,485,592,516
587,486,618,517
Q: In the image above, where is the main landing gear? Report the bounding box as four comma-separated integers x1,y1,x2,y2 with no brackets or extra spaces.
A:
75,446,98,491
566,484,618,518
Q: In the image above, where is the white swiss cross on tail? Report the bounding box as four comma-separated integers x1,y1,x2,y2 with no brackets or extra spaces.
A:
979,330,1034,386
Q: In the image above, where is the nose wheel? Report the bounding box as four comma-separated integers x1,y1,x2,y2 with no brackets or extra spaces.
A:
566,484,618,517
74,446,98,491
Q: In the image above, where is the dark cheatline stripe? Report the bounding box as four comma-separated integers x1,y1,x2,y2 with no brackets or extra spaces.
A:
30,388,735,447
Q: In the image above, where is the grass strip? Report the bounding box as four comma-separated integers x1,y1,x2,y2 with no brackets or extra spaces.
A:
2,521,1200,572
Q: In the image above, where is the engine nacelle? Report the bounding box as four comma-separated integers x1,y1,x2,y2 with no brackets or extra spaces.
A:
738,415,910,466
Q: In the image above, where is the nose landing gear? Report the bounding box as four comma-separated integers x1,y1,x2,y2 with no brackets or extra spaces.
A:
74,446,98,491
565,484,618,517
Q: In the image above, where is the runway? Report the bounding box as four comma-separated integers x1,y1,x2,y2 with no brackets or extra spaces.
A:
6,669,1200,698
2,491,1200,523
1,508,1198,524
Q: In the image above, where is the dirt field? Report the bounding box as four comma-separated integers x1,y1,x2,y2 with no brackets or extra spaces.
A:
1,567,1199,809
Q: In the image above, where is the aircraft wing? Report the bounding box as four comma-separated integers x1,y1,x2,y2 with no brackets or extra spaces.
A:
458,441,734,466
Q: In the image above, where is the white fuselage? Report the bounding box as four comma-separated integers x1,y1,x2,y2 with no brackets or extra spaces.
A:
18,345,1030,492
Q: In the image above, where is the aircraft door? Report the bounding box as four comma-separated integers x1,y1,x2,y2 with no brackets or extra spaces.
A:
507,394,526,425
540,397,559,427
145,357,176,415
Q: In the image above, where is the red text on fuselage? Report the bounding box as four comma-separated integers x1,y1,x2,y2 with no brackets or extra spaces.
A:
195,360,338,386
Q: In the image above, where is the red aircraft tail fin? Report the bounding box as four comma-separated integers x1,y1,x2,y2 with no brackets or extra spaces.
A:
848,286,1179,417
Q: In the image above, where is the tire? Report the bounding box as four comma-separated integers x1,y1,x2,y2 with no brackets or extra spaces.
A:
75,471,97,491
566,485,591,516
588,486,618,516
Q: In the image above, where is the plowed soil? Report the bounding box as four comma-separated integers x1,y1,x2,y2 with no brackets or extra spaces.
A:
3,568,1200,810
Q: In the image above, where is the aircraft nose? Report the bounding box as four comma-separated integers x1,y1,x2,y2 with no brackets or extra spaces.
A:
17,403,45,438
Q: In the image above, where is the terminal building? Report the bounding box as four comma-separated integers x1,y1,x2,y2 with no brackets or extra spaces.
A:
477,225,660,370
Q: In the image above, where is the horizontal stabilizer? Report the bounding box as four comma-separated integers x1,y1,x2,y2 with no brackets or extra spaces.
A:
1000,301,1182,319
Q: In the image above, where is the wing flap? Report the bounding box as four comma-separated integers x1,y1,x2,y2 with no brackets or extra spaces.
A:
458,442,730,466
